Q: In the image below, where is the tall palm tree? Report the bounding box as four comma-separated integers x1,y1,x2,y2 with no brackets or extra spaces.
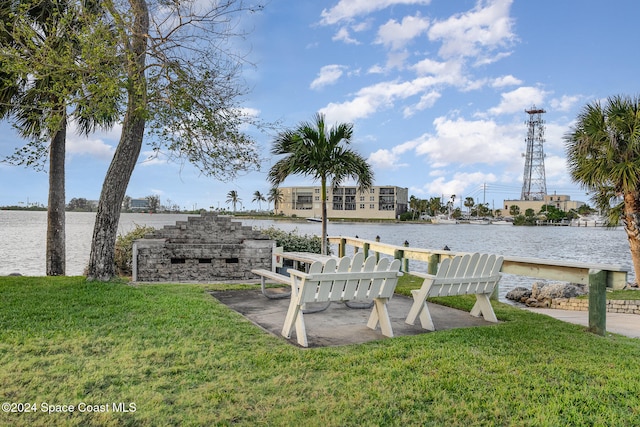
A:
252,190,266,211
0,0,119,276
268,113,373,254
226,190,241,212
464,197,475,218
267,187,284,214
564,94,640,285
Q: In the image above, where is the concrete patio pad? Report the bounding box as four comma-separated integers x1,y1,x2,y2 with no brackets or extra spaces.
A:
209,287,497,348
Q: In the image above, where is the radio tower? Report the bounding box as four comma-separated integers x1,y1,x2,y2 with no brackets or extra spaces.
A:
521,106,547,201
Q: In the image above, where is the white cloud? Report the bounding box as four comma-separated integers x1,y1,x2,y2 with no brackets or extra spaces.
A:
320,0,432,25
403,91,441,117
549,94,581,112
413,116,521,165
491,74,522,87
320,74,458,122
488,86,549,115
375,14,430,50
427,0,515,62
332,27,360,44
310,65,348,90
367,139,419,170
66,121,119,160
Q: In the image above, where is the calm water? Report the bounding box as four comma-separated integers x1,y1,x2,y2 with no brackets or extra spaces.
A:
0,211,633,301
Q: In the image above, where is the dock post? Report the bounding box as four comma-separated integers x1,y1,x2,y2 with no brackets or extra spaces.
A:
394,249,405,272
588,269,607,336
375,236,380,262
363,243,370,258
427,254,440,275
403,241,410,272
339,238,346,258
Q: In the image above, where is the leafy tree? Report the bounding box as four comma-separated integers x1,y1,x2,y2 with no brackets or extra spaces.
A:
67,198,89,211
87,0,264,280
226,190,241,212
252,191,266,211
268,113,373,254
1,0,120,275
509,205,521,216
565,95,640,284
146,195,160,213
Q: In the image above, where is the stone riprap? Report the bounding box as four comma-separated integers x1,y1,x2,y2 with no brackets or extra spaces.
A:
133,213,273,282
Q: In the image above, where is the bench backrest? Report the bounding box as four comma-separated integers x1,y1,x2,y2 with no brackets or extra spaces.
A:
296,255,401,304
428,253,503,297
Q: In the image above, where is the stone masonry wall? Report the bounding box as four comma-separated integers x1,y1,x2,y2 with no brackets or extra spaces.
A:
133,213,273,282
551,298,640,315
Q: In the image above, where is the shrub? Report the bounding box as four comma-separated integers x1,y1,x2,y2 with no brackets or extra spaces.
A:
258,226,325,254
114,224,156,276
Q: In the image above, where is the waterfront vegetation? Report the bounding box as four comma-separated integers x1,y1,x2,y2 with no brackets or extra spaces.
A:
2,275,640,426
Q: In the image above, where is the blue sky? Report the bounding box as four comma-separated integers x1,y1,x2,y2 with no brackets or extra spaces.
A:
1,0,639,211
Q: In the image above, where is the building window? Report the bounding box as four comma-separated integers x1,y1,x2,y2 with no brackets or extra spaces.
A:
360,204,365,209
370,204,375,209
314,188,319,193
370,196,375,201
360,196,365,202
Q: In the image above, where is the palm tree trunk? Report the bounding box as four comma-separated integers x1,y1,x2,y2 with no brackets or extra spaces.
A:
46,116,66,276
87,0,149,281
623,192,640,286
321,176,327,255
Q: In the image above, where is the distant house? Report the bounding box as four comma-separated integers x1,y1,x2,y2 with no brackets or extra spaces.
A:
130,198,150,210
502,193,584,216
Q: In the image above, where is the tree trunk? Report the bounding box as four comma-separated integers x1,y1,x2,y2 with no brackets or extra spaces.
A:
87,0,149,281
46,116,66,276
321,176,327,255
623,192,640,286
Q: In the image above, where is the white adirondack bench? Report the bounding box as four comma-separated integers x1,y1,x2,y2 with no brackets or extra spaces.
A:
405,253,503,331
282,254,402,347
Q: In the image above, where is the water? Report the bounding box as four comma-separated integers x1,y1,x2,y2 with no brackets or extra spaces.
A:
0,211,633,301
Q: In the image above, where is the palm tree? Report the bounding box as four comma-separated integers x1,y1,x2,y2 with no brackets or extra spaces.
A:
565,94,640,284
464,197,475,218
252,190,266,211
0,1,118,276
268,113,373,254
267,187,284,214
226,190,241,213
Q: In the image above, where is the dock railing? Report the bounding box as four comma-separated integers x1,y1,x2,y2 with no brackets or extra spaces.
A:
328,236,629,336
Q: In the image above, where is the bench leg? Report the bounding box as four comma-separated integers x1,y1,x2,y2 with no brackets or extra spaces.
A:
405,289,435,330
367,298,394,337
281,298,309,347
470,294,498,323
261,277,292,300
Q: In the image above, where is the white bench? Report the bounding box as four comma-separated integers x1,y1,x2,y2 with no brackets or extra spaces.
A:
282,254,402,347
251,247,290,299
405,253,503,331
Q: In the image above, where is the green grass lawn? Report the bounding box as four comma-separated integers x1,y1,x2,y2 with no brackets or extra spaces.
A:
1,275,640,426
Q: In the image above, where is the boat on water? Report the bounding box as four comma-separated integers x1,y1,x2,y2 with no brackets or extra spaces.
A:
570,215,607,227
432,215,458,224
469,218,491,225
306,217,322,223
491,218,513,225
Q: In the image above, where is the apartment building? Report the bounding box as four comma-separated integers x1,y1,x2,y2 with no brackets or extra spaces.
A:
276,185,408,220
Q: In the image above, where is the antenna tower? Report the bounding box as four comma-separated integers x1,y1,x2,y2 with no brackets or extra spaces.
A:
521,107,547,201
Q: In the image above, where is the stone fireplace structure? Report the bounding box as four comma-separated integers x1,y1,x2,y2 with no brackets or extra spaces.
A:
132,213,273,282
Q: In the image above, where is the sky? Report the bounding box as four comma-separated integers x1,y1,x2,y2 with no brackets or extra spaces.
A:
1,0,639,212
